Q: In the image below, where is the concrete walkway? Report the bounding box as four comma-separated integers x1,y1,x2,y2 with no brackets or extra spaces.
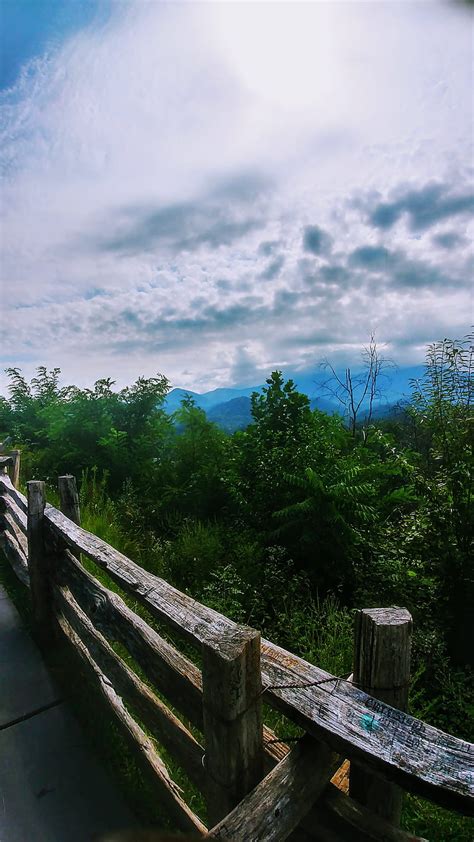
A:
0,585,137,841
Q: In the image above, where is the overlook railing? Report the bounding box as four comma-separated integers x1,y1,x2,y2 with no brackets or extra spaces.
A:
0,463,472,840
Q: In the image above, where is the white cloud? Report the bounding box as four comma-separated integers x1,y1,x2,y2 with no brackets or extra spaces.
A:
0,0,472,394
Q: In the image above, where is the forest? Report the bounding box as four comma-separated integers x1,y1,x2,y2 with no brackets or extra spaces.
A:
0,333,472,838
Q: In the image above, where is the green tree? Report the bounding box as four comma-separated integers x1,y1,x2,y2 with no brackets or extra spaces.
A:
233,372,315,524
157,396,230,521
274,460,376,593
408,334,474,664
2,367,171,491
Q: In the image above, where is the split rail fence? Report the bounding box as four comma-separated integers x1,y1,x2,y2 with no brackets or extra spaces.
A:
0,455,472,840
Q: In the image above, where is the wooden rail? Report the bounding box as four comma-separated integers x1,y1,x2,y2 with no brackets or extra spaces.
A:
0,471,473,841
0,440,21,490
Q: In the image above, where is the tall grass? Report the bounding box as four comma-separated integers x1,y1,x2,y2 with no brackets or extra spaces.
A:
79,468,143,562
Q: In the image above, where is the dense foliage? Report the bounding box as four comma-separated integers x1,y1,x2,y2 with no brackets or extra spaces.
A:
1,335,473,752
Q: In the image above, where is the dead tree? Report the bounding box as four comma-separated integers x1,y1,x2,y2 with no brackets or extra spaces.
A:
320,334,394,439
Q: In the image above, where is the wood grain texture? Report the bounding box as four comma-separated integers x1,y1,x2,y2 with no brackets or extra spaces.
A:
260,639,474,814
350,607,412,824
10,450,21,489
58,474,82,559
27,481,53,642
310,783,428,842
262,731,426,841
202,628,263,824
45,506,248,651
0,474,28,513
55,549,204,729
263,729,291,770
0,494,27,534
331,760,350,794
58,475,81,525
56,611,207,836
207,735,339,841
53,582,205,791
0,530,30,587
3,509,28,557
42,503,474,814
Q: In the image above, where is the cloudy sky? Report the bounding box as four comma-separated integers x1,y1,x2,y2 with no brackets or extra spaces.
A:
1,0,473,393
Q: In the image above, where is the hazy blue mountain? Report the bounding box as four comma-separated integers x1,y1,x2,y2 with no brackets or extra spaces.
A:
310,396,342,415
196,386,260,409
164,365,424,431
275,365,424,406
164,385,260,414
164,388,201,413
207,396,253,432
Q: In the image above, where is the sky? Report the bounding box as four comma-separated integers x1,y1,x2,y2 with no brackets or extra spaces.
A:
0,0,473,394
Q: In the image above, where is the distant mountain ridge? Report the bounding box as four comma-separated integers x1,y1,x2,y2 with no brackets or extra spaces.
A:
207,396,253,432
164,385,259,414
163,365,424,432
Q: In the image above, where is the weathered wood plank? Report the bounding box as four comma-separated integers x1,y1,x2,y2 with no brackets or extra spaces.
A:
58,475,81,525
27,481,53,643
325,674,353,797
263,727,324,841
55,549,204,729
54,554,316,814
53,582,205,791
0,531,30,587
9,450,21,489
331,760,350,794
207,735,339,841
3,510,28,556
202,627,263,824
0,474,27,513
58,474,82,559
45,506,244,649
350,607,412,825
56,611,207,836
262,728,427,842
42,505,474,813
310,783,428,842
263,729,291,770
260,640,474,815
0,494,27,534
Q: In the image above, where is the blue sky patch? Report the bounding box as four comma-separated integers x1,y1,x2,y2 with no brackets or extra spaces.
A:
1,0,113,90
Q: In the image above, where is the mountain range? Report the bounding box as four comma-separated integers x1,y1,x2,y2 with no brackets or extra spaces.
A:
163,365,424,433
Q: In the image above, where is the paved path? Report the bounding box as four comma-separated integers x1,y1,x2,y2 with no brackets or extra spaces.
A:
0,585,137,841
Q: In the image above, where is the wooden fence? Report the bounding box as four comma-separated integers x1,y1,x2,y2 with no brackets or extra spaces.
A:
0,463,472,840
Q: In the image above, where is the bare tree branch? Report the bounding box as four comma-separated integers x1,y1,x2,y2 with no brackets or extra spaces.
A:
319,335,395,440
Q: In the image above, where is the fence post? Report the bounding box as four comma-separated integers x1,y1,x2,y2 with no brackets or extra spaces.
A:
58,475,81,560
9,450,21,488
202,627,263,826
27,480,52,643
58,474,81,561
349,606,412,826
58,475,81,525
